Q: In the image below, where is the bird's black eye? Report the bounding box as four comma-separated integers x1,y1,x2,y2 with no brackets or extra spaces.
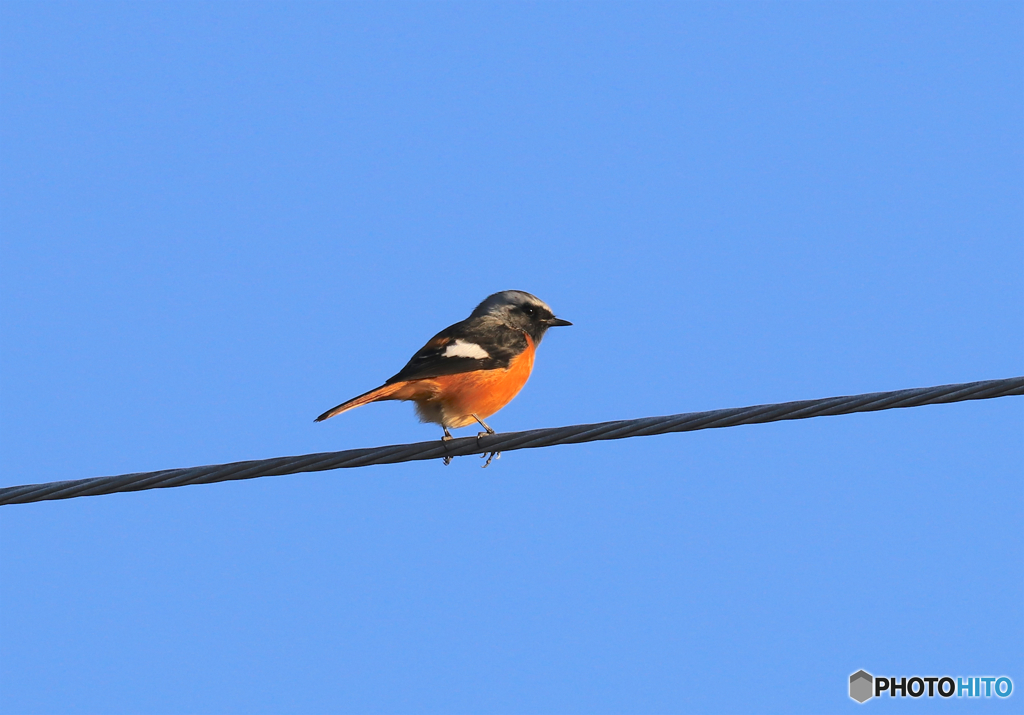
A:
522,305,536,316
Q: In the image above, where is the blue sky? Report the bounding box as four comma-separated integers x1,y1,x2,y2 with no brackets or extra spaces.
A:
1,2,1021,713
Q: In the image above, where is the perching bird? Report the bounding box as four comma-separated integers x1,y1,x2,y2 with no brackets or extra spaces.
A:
315,290,571,463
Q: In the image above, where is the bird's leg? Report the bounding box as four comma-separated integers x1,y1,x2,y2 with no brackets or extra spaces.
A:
441,426,454,466
471,414,495,435
471,414,500,468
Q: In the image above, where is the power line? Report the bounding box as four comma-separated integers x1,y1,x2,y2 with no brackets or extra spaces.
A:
1,376,1021,506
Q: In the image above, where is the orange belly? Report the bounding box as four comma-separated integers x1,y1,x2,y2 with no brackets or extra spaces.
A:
389,335,536,428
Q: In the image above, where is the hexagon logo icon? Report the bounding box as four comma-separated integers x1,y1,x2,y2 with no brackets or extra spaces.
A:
850,670,873,703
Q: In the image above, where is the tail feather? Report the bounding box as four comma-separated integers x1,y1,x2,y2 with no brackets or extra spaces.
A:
314,382,406,422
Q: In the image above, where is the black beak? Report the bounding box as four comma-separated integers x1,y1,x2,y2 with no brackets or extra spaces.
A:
546,317,573,327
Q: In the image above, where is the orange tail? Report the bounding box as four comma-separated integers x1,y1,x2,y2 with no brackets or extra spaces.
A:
314,382,407,422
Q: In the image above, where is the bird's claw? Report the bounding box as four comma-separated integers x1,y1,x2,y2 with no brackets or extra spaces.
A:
440,425,500,467
442,433,453,466
475,426,500,467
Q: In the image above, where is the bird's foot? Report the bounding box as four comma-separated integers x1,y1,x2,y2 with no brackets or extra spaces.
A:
441,431,454,466
473,420,499,468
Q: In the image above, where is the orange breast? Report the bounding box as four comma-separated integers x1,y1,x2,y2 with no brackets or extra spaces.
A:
404,334,536,428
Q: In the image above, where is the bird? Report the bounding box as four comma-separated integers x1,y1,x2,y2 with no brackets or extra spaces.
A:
315,290,571,465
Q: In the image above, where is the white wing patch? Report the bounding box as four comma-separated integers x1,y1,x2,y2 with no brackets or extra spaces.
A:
442,339,490,360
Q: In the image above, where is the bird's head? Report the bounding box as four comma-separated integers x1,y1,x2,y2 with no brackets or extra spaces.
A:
470,290,572,343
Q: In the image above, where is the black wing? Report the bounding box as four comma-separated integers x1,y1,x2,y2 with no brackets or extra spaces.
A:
385,318,527,384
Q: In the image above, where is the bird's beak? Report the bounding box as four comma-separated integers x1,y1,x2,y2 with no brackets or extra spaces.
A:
546,317,573,327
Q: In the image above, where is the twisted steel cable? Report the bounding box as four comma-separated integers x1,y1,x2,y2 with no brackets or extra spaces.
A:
1,376,1021,506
